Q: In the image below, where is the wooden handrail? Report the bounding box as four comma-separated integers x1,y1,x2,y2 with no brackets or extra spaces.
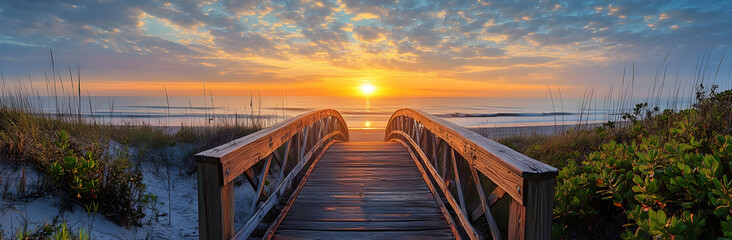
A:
196,109,349,240
385,108,557,240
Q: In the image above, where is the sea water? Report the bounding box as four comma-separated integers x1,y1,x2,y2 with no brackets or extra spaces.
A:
2,95,693,129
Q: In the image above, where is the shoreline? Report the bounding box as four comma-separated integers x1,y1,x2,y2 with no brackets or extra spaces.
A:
348,122,605,142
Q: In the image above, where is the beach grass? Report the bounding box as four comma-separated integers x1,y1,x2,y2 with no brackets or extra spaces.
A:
0,52,263,234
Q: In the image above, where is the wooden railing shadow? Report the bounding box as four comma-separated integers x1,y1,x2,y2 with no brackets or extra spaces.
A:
386,108,558,240
195,109,349,239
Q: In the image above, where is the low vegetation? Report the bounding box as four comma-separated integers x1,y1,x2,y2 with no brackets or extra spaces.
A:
2,217,89,240
501,87,732,238
0,104,259,234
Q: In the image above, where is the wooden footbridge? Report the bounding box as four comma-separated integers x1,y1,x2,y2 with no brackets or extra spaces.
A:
196,109,558,240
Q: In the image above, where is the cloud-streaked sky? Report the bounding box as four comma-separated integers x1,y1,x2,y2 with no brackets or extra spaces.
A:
1,0,731,97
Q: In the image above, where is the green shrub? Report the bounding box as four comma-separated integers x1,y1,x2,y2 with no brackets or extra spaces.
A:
554,126,732,238
548,89,732,238
47,130,152,227
8,217,88,240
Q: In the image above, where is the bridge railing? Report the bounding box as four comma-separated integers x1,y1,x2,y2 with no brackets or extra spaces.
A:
386,108,558,240
195,109,349,240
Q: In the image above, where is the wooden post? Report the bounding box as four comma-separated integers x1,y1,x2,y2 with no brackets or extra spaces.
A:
525,178,555,240
508,177,555,240
197,160,234,240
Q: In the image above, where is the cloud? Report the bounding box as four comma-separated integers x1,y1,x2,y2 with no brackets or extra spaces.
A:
0,0,731,95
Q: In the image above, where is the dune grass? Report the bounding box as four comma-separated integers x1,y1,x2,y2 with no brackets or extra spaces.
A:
0,101,260,228
0,52,263,235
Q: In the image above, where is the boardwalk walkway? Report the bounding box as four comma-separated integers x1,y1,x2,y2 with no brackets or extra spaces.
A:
272,142,455,239
196,109,557,240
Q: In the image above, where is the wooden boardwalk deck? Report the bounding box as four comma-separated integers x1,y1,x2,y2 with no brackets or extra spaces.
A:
196,109,558,240
271,142,455,239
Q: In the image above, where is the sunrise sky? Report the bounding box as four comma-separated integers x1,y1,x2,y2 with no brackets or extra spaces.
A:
1,0,731,97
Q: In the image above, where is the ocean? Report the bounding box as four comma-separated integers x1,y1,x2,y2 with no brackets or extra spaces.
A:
3,95,693,129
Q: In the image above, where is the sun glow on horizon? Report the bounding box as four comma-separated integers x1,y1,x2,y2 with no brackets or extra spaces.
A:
360,84,376,96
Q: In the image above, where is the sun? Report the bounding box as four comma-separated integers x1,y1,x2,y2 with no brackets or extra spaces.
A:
360,84,376,96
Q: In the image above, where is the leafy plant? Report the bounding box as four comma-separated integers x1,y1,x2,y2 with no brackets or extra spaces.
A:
47,130,150,226
550,89,732,238
8,217,89,240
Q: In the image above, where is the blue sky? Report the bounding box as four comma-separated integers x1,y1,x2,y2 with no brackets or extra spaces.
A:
0,0,731,96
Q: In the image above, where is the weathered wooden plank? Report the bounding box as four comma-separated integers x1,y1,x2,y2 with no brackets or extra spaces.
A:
294,194,436,202
301,179,431,185
315,162,414,167
304,176,426,182
299,192,433,197
313,164,416,168
289,199,438,207
286,206,442,215
328,145,406,149
299,186,430,192
279,212,447,222
270,142,456,239
319,152,411,157
307,174,424,179
272,229,454,240
301,179,432,185
310,168,423,174
325,149,407,152
278,220,450,231
316,159,414,163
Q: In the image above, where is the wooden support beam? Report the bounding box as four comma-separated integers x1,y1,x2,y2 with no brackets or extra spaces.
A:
197,161,234,240
243,169,257,189
441,142,448,179
508,198,525,240
431,134,438,167
470,167,501,240
299,127,309,161
276,140,291,187
450,148,467,213
487,187,506,207
251,154,273,213
244,168,268,199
